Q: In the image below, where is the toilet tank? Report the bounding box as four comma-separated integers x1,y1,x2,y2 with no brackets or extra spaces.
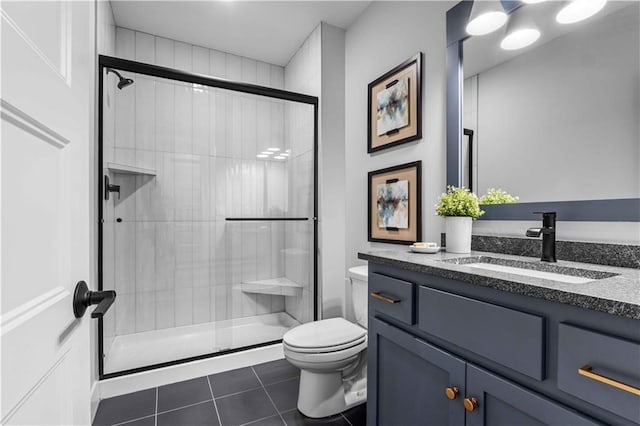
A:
348,265,369,328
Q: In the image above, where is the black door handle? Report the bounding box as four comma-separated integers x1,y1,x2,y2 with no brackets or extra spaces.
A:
73,281,116,318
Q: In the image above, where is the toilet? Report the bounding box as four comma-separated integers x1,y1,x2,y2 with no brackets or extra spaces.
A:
283,265,368,418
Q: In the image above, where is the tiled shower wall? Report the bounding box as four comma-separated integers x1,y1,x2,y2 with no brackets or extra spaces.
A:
101,28,314,341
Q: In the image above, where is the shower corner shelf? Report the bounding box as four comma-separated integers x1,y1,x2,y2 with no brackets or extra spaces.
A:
241,277,303,297
107,162,157,176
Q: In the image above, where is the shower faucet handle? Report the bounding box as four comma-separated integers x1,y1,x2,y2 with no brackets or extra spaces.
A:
104,175,121,200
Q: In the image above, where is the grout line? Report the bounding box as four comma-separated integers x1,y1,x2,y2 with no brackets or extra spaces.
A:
154,387,158,426
251,366,287,426
112,413,156,426
238,413,282,426
342,413,353,426
206,375,223,426
156,398,214,416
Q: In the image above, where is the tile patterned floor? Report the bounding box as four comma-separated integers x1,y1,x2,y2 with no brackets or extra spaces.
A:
93,359,366,426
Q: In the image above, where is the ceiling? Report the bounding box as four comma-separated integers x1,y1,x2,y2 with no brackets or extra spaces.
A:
110,1,371,66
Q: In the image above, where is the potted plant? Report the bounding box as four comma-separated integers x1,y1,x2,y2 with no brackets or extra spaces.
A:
436,186,484,253
479,188,519,204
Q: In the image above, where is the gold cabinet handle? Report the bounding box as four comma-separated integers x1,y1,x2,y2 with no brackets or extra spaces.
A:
370,291,400,304
578,365,640,396
463,397,478,412
445,386,459,400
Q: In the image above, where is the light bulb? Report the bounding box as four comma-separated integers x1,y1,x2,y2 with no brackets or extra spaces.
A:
556,0,607,24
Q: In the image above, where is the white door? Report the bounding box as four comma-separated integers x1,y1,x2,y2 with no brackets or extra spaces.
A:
1,1,95,424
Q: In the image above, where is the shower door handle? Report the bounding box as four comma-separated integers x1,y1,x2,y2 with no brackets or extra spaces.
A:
73,281,117,319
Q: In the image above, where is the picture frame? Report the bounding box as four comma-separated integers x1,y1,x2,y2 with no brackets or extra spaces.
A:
368,53,423,153
368,161,422,245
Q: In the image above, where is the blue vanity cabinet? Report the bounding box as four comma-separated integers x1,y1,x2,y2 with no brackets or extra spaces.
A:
465,365,598,425
368,317,466,426
365,264,640,425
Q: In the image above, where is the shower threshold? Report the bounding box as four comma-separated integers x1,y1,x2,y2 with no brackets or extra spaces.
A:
103,312,300,374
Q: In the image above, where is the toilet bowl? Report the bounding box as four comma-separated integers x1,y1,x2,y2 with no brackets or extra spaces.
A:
283,266,368,418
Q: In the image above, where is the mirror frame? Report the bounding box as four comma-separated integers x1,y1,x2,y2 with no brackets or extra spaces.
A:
446,0,640,221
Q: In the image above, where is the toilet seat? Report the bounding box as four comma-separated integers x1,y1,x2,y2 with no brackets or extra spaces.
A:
283,317,366,352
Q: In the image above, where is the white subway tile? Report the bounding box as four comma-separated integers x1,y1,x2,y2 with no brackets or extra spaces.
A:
225,54,242,80
102,221,116,290
193,155,210,221
174,41,192,72
155,81,175,153
231,287,244,319
155,222,175,291
193,46,209,75
214,89,227,157
192,86,209,156
114,82,135,149
115,28,135,60
271,295,285,313
256,62,271,86
155,37,174,68
241,58,257,83
241,98,257,160
213,157,227,219
114,176,136,224
270,65,284,89
174,222,193,289
134,31,155,64
174,83,193,154
155,290,175,330
192,222,210,287
210,50,226,79
213,285,228,321
212,221,227,287
135,76,155,152
256,222,271,281
135,221,156,293
115,293,136,335
256,294,271,315
174,154,194,220
154,152,175,221
229,96,242,158
135,291,156,332
174,288,193,326
192,286,210,324
241,292,257,318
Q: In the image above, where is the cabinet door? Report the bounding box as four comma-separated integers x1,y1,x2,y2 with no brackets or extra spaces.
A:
465,365,601,426
368,317,466,426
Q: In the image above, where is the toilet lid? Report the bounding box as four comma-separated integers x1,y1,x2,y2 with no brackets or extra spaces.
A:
283,318,366,349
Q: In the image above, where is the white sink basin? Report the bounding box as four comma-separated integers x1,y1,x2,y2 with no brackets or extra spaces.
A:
442,255,618,284
466,262,595,284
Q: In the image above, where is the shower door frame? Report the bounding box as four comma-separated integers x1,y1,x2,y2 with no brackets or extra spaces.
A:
97,55,319,379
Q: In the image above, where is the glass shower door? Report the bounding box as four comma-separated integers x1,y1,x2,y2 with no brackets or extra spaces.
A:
99,57,317,377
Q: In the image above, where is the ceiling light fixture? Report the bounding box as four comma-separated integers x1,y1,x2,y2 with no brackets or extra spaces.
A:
500,10,541,50
261,151,273,155
274,156,286,160
466,0,508,36
257,154,269,158
267,147,280,152
556,0,607,24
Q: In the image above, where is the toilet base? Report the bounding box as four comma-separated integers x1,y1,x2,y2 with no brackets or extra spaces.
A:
297,369,367,418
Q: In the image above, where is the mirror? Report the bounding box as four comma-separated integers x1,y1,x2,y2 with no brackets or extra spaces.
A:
446,0,640,221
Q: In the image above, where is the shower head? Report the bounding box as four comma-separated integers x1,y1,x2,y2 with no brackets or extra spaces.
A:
106,68,134,90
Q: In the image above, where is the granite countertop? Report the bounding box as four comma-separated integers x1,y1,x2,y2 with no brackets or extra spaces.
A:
358,249,640,320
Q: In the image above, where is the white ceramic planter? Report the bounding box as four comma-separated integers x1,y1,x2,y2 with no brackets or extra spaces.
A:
445,216,473,254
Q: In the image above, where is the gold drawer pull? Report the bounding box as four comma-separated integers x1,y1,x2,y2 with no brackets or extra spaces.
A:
463,397,478,412
578,365,640,396
370,291,400,304
445,386,459,400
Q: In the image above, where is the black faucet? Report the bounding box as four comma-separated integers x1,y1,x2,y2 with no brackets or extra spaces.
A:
526,212,557,262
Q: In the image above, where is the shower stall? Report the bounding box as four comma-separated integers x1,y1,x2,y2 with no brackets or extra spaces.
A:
98,56,317,378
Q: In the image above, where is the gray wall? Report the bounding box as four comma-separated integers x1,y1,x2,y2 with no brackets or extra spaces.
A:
345,1,451,269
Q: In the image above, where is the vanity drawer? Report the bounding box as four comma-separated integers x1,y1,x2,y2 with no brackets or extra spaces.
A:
558,323,640,424
418,286,545,380
369,273,415,325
